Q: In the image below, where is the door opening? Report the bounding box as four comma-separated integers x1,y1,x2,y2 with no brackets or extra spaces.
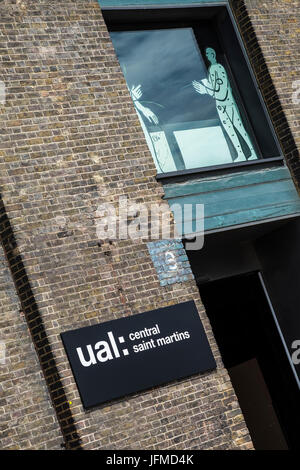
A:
199,272,299,450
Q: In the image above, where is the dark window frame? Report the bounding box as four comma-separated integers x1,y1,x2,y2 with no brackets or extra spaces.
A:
102,3,284,181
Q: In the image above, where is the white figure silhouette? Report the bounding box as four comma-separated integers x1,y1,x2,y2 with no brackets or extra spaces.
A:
129,84,174,173
193,48,257,162
130,84,159,124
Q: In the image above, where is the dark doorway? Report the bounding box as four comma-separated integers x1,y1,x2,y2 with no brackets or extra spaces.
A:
199,272,299,450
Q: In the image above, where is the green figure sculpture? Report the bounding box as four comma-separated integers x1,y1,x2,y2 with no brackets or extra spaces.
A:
193,48,257,162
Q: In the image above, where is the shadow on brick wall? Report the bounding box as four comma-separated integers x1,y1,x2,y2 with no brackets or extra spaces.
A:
0,196,82,450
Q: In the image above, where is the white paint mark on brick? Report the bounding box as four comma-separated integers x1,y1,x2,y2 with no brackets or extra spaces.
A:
0,80,6,105
0,340,6,365
292,80,300,105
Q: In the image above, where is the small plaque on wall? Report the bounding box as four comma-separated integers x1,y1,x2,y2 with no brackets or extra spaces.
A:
61,301,216,409
147,240,195,286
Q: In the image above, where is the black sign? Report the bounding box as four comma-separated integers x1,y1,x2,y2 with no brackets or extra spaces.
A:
61,301,216,409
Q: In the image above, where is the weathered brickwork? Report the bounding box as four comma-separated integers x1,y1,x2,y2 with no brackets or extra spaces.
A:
0,243,62,449
231,0,300,188
3,0,297,450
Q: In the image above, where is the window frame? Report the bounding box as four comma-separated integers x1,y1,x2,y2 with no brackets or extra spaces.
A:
102,2,284,180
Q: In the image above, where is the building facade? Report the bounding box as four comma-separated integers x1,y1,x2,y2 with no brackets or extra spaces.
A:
0,0,299,450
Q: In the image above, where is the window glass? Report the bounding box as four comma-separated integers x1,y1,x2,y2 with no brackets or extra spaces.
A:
110,28,259,174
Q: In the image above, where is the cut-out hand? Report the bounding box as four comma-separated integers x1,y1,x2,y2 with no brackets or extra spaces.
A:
141,106,159,125
130,84,159,125
131,84,143,101
192,80,206,95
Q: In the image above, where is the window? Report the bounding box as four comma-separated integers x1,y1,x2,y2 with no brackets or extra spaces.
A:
104,5,282,176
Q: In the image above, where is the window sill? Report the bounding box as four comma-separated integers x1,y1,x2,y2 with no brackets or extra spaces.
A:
155,156,285,184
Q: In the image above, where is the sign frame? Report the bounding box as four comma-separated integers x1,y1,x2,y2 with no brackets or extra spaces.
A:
61,301,216,409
